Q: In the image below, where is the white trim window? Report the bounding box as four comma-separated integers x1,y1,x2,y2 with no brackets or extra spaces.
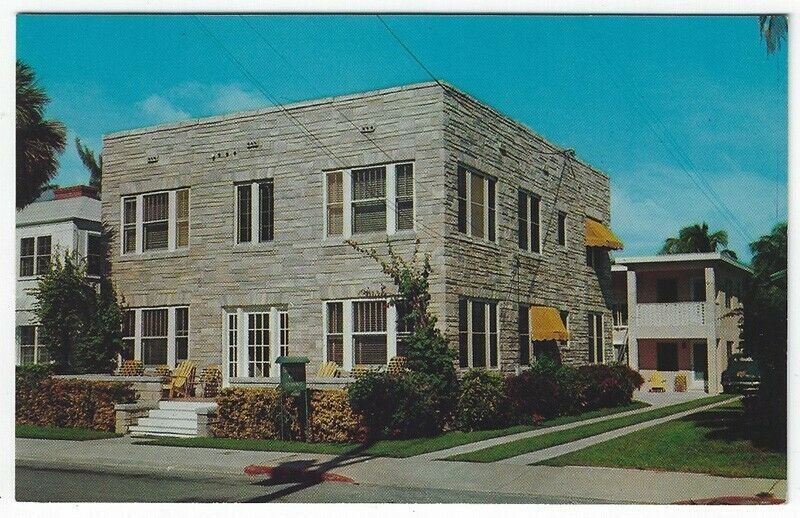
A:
588,312,604,364
121,188,189,255
457,165,496,242
560,310,570,349
518,189,541,253
21,235,52,277
324,162,414,238
225,307,289,379
18,325,48,365
235,179,274,244
323,299,402,370
123,306,189,367
458,299,499,369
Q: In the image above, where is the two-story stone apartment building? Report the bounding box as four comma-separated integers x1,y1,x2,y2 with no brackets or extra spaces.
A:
102,81,622,384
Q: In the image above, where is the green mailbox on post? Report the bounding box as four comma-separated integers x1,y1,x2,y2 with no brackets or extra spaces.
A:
276,356,310,394
276,356,310,440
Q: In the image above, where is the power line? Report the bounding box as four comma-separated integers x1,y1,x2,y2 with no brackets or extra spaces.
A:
376,15,446,90
191,15,446,244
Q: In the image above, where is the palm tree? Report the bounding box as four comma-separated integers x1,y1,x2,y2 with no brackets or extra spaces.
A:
759,15,788,54
659,222,729,254
75,137,102,193
16,60,66,209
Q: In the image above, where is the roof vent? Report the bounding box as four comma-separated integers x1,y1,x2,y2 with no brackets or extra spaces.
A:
147,155,159,164
359,125,375,134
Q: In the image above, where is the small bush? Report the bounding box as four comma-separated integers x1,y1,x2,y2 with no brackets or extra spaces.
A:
505,370,564,422
578,363,643,410
212,387,299,440
307,389,367,443
348,371,444,440
15,375,135,432
455,369,508,431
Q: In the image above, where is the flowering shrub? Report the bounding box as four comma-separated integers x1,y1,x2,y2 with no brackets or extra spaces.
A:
15,370,135,432
455,369,508,431
504,369,565,421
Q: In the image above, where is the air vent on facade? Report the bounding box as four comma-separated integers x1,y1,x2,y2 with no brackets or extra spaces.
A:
147,155,159,164
246,140,260,149
359,125,375,134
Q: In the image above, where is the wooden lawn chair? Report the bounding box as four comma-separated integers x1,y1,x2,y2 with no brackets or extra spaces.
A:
165,360,196,398
316,361,339,378
199,364,223,398
648,371,667,392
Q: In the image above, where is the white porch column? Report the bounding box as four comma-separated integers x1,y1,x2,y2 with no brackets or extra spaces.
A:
269,306,281,374
704,267,720,394
626,270,639,370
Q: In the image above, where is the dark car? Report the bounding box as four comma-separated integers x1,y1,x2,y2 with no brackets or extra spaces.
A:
721,354,761,394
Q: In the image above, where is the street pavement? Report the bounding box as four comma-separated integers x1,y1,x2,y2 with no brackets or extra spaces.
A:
16,431,785,503
16,466,612,503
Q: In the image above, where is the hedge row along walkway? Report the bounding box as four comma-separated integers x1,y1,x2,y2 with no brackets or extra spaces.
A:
447,394,735,463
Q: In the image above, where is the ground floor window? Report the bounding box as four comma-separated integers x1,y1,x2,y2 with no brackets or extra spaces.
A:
588,312,604,363
18,325,48,365
518,304,530,365
324,299,404,369
122,306,189,368
458,299,499,369
225,307,289,378
656,342,679,371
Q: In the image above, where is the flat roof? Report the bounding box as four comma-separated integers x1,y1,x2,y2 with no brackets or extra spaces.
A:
614,252,753,274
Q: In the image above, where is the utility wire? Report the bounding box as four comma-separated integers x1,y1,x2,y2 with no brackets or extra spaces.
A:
376,15,446,91
191,15,446,245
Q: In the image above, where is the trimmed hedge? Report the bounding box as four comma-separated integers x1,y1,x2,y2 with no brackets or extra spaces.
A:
455,369,507,431
212,387,365,443
16,368,135,432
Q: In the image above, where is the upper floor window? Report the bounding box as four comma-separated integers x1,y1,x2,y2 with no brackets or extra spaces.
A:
458,298,499,369
236,180,274,244
325,162,414,238
457,166,496,242
86,233,102,277
19,236,51,277
656,278,679,303
121,189,189,255
557,211,567,247
517,190,541,253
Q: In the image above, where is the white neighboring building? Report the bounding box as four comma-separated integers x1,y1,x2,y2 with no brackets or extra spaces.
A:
15,185,102,365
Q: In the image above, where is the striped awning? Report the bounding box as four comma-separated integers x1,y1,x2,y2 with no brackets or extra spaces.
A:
530,306,570,342
585,218,624,250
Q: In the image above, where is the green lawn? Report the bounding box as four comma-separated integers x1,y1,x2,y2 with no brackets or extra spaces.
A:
447,395,733,463
540,400,786,479
16,425,122,441
136,401,649,458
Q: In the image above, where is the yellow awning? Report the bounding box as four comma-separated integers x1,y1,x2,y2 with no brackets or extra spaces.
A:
530,306,570,342
585,218,624,250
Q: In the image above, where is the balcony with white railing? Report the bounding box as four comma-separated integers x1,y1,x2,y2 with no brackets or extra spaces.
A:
635,301,708,339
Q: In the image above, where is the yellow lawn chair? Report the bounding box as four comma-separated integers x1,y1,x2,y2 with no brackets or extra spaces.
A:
316,361,339,378
648,371,667,392
165,360,196,398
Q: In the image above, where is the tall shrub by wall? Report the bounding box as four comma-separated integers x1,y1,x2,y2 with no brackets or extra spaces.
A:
15,368,135,432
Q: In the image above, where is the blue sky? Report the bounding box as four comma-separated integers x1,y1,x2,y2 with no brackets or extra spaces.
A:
17,14,787,261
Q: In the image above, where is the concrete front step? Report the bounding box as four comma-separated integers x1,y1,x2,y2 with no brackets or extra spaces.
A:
128,399,218,438
135,417,198,430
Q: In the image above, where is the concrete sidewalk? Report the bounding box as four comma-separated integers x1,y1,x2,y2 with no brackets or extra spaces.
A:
500,395,737,465
16,435,785,504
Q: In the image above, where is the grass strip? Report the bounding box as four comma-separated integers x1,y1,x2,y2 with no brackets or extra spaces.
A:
447,395,733,463
16,424,122,441
135,402,650,458
540,400,786,479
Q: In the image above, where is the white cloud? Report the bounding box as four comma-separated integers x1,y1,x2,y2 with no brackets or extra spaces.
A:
137,94,190,123
162,81,269,116
611,163,787,261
